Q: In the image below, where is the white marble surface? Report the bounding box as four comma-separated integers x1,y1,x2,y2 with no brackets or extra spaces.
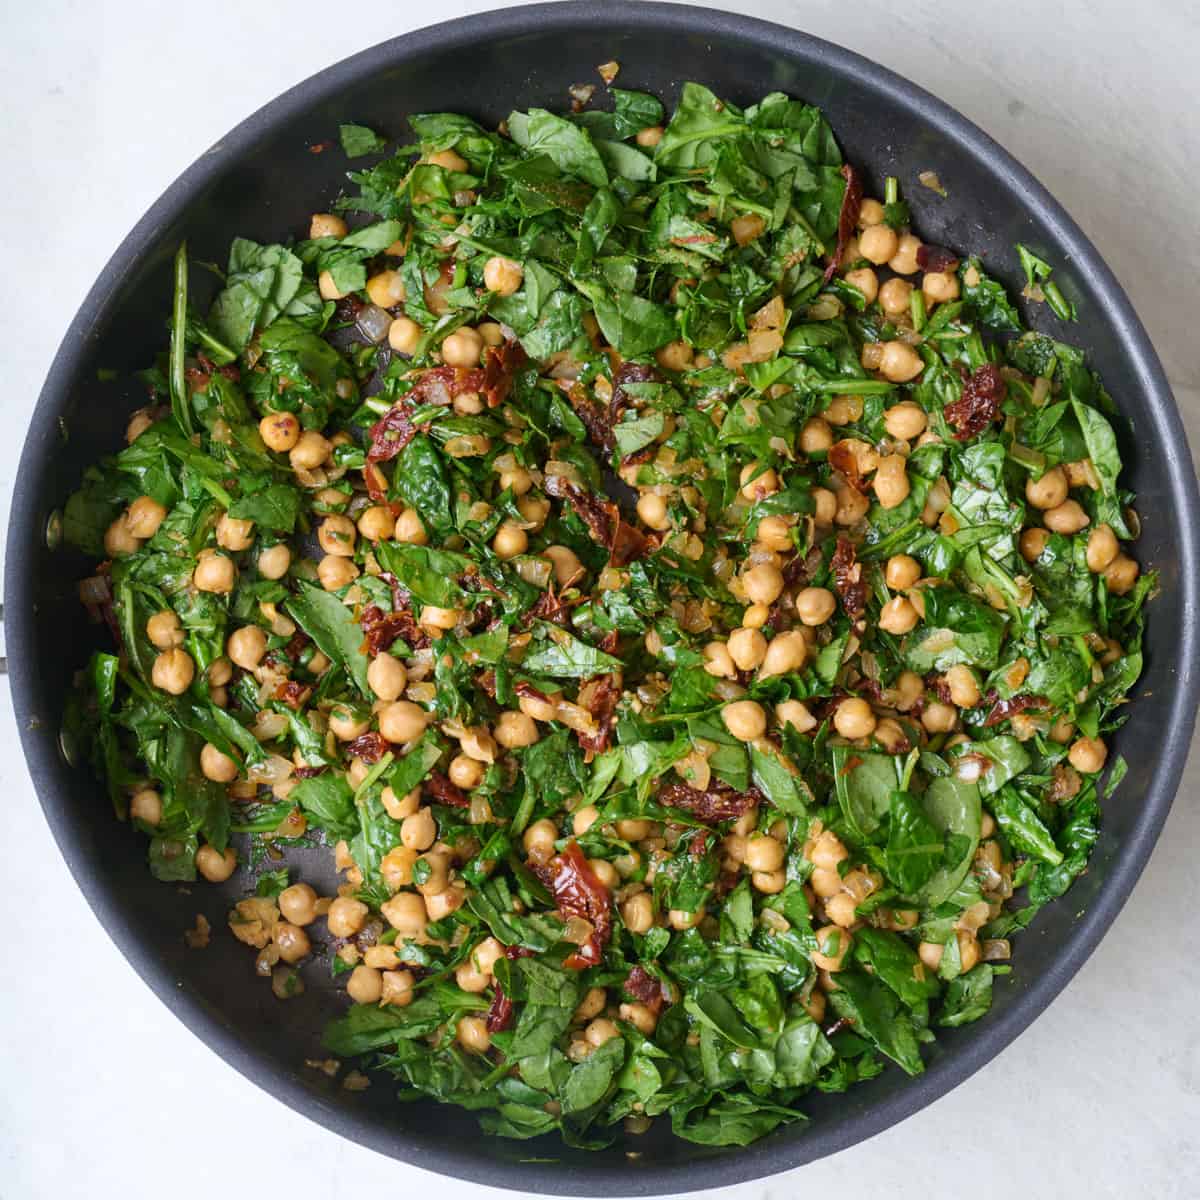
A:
2,2,1198,1197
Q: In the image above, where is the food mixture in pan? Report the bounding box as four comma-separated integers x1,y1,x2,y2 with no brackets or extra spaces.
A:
64,77,1152,1147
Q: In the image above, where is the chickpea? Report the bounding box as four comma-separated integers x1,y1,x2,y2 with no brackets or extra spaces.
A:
472,937,505,977
360,656,405,706
957,930,981,973
1019,527,1050,562
722,700,767,742
257,411,300,454
799,418,834,454
812,925,853,971
888,234,923,276
636,125,664,148
460,727,499,763
922,271,960,305
477,322,504,347
493,521,528,560
1068,736,1108,774
745,835,785,873
279,883,318,926
382,968,416,1008
352,505,393,544
620,1002,658,1036
878,276,913,317
195,844,237,883
621,892,654,934
756,515,793,553
759,630,808,678
103,516,141,557
775,699,816,734
918,941,944,970
921,700,958,734
795,587,836,627
878,596,919,635
273,922,311,964
590,858,619,888
125,496,167,540
945,664,981,708
584,1017,620,1048
743,562,785,606
739,461,780,501
523,818,558,863
572,806,600,836
151,647,195,695
730,212,767,245
318,555,358,591
147,609,184,650
441,327,484,368
310,212,347,239
455,959,491,994
1026,467,1069,510
1085,524,1120,573
877,341,924,383
381,891,427,936
834,698,877,740
495,711,539,749
193,549,236,594
387,509,426,549
883,402,927,442
636,492,670,531
128,787,162,826
289,431,331,472
329,705,370,741
703,641,736,679
743,602,770,629
1043,500,1090,535
809,830,848,871
812,487,838,526
835,485,870,527
381,787,420,821
826,892,858,929
892,670,925,712
388,316,422,356
257,543,291,580
380,846,417,891
327,897,369,938
215,513,254,552
1104,554,1139,595
207,657,233,689
844,267,878,305
728,627,767,672
859,224,899,265
448,754,484,790
200,742,238,783
346,965,383,1004
655,340,694,372
882,555,920,593
809,867,841,899
317,514,357,558
378,701,429,744
420,605,459,632
669,907,705,931
400,809,436,856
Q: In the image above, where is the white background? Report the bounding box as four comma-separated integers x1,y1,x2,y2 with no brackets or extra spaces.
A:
3,1,1199,1197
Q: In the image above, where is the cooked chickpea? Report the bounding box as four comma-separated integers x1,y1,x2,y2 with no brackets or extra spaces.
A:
1068,736,1108,774
347,965,383,1004
380,846,417,891
745,835,785,873
420,605,458,631
809,830,848,871
590,859,619,888
388,316,422,356
310,212,347,239
636,124,664,147
917,941,944,970
621,892,654,934
103,516,141,557
147,609,184,650
922,271,960,304
945,665,981,709
795,587,836,627
884,555,921,592
573,806,600,836
130,788,162,826
481,255,524,297
703,641,736,679
193,550,236,595
200,742,238,783
812,925,853,971
776,699,817,733
460,727,499,763
381,787,420,822
759,630,807,678
523,818,558,863
327,897,369,939
279,883,318,926
743,562,785,606
258,411,301,453
878,276,913,317
891,670,925,712
812,487,838,526
878,596,919,635
884,402,927,441
859,224,899,265
799,418,834,454
455,959,491,993
1019,527,1050,562
728,627,767,671
1043,500,1090,535
367,654,407,703
381,891,427,936
495,710,539,749
441,327,484,368
329,705,370,741
877,341,924,383
493,521,528,560
356,505,396,543
1104,554,1139,595
620,1002,658,1036
921,700,958,734
825,892,858,929
722,700,767,742
126,496,167,540
274,922,311,964
1085,524,1120,573
378,701,430,744
195,844,237,883
393,507,427,546
257,543,291,580
382,968,416,1008
448,754,484,790
151,647,195,695
424,878,464,918
755,515,793,552
317,514,357,558
215,513,254,552
888,234,923,275
318,555,358,591
743,602,771,629
835,486,870,526
636,492,670,530
1025,467,1069,510
845,267,879,304
290,431,331,471
365,269,406,309
584,1017,620,1048
739,461,780,501
834,698,877,740
655,340,694,372
669,907,705,931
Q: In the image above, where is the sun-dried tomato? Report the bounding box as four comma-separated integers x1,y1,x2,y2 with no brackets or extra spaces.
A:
982,690,1047,727
828,440,872,493
576,673,620,758
944,364,1006,441
503,943,536,960
476,670,498,699
514,679,552,706
928,673,954,705
485,984,515,1033
538,840,612,969
365,402,419,466
283,630,312,661
424,772,469,808
824,163,863,283
544,475,649,567
916,243,960,274
831,535,866,619
346,731,391,763
293,765,326,779
612,361,658,424
360,600,429,655
624,965,672,1013
561,380,614,451
527,588,573,627
658,780,764,822
610,518,650,567
273,680,312,710
481,340,528,409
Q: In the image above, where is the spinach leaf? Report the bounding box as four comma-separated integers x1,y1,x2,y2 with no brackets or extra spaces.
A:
286,580,371,696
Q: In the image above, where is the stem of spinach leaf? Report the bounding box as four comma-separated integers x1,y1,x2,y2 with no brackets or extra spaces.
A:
170,242,193,436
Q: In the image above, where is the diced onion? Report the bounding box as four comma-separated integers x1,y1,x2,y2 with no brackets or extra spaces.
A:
356,304,393,344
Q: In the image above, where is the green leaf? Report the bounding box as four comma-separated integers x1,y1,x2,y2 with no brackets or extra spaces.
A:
374,542,473,608
561,1036,625,1114
285,579,370,696
291,773,357,839
937,964,995,1027
508,108,608,187
828,969,924,1076
521,626,623,679
339,123,387,158
916,775,982,905
227,482,300,534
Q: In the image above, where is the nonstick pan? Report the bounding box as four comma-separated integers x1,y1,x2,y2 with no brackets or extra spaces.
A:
7,4,1199,1194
